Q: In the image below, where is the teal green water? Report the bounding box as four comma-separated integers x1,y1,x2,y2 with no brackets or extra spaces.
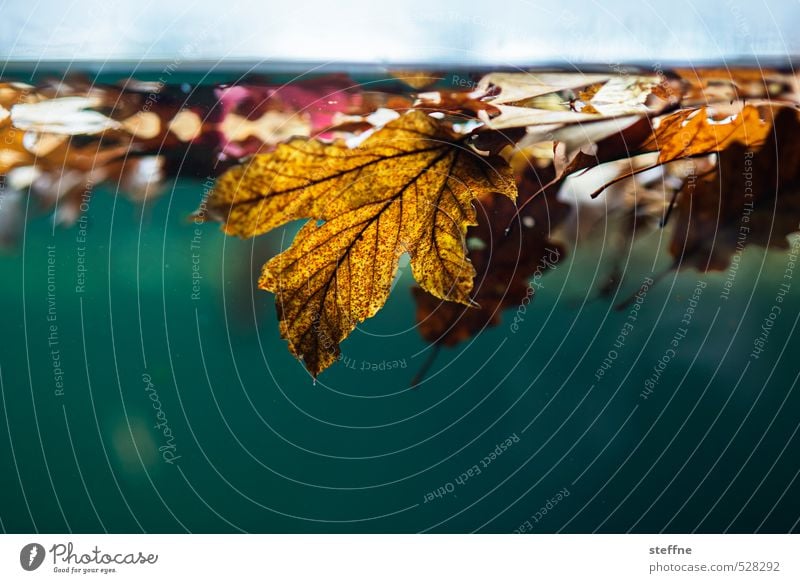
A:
1,176,799,533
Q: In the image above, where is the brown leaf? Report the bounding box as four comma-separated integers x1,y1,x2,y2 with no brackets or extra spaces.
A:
673,68,798,106
414,163,568,346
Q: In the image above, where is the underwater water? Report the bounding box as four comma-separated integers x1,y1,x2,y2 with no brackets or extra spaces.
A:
0,69,799,534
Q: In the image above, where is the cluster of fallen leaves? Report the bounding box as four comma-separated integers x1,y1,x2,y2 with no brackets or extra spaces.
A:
2,68,799,378
203,68,800,377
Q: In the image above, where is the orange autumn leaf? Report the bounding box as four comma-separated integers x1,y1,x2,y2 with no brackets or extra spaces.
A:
588,105,773,198
204,111,517,375
670,107,800,272
642,105,771,163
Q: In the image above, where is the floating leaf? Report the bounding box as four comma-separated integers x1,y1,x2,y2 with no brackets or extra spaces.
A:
670,107,800,272
476,72,612,106
673,68,799,106
205,111,516,375
389,70,443,90
477,73,664,130
588,105,773,198
643,105,771,163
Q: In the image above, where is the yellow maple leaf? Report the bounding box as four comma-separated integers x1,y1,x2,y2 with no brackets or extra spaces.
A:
205,111,517,376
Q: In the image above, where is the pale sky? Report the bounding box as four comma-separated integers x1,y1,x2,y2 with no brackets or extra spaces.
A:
0,0,798,66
